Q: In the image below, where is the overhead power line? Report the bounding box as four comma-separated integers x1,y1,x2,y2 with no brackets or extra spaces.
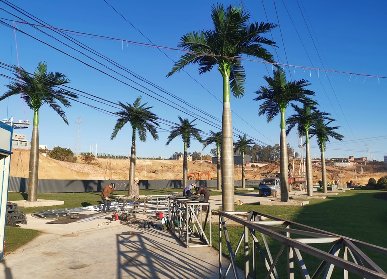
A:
102,0,274,143
0,2,270,145
0,15,385,80
295,0,356,138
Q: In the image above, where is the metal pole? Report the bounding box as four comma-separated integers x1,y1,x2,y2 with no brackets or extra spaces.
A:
186,204,189,247
219,213,222,279
244,225,250,278
209,204,212,247
287,225,294,279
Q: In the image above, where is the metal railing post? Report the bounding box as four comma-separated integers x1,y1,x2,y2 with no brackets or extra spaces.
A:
186,204,189,247
244,225,250,278
287,224,294,279
219,213,222,279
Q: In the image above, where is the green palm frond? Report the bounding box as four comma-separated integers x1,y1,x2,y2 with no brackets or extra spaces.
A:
167,4,276,97
310,115,344,150
229,59,245,97
203,131,222,149
1,62,76,123
111,97,159,141
234,134,254,154
286,103,319,136
111,118,128,140
255,67,315,123
166,117,202,148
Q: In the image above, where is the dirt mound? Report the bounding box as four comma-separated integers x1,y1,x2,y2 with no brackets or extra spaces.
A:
9,149,387,184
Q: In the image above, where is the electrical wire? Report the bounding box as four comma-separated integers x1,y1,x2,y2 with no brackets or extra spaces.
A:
0,2,270,145
295,0,355,138
102,0,274,143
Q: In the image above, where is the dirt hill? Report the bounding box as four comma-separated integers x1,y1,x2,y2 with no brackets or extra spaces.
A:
10,149,387,185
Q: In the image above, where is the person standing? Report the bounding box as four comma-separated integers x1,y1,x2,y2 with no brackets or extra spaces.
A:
101,183,115,212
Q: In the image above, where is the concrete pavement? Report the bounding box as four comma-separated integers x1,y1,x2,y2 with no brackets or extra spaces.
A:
2,213,236,279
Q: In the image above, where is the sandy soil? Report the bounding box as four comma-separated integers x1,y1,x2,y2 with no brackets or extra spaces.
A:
10,149,387,185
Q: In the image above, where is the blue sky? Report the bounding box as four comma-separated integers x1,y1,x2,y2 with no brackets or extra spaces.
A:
0,0,386,160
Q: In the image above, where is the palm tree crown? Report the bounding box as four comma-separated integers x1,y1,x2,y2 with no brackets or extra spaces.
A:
255,68,315,122
111,97,159,141
234,134,254,155
1,62,77,123
166,117,202,147
167,4,276,96
286,103,333,136
310,117,344,151
203,131,222,149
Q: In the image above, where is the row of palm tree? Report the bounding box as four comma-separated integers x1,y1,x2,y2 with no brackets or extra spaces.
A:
0,4,343,207
169,4,344,205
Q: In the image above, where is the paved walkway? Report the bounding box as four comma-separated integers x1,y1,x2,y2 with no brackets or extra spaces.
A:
2,213,237,279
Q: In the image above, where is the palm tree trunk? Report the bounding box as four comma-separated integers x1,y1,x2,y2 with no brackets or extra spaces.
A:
321,145,327,193
183,141,188,187
216,143,221,191
221,68,234,211
305,130,313,196
128,129,138,198
279,109,289,202
241,151,245,188
28,109,39,202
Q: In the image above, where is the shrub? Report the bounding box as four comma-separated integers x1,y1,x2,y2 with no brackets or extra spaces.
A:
377,176,387,187
48,146,76,162
80,152,96,164
367,178,377,186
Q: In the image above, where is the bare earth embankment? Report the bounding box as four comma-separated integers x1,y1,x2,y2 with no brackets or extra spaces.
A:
10,149,387,184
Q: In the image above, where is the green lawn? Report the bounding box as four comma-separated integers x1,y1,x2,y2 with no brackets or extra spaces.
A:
213,190,387,277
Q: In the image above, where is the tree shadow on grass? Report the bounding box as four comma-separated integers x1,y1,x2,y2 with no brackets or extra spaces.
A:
20,192,28,200
373,191,387,200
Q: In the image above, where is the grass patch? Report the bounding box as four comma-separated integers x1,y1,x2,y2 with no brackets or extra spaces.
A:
5,226,40,253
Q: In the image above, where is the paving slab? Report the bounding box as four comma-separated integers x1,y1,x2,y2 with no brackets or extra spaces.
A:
2,214,241,279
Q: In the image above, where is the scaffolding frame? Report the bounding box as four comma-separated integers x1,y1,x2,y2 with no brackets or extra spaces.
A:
168,197,212,248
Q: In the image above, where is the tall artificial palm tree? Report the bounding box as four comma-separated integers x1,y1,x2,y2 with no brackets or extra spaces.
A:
310,116,343,193
255,67,315,202
0,62,77,202
167,4,276,211
166,117,202,187
111,97,159,198
234,134,254,188
203,131,222,190
286,102,322,196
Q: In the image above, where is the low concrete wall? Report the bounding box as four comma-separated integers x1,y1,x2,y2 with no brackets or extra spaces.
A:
8,177,262,193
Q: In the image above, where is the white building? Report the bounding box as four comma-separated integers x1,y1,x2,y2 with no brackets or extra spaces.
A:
12,133,30,149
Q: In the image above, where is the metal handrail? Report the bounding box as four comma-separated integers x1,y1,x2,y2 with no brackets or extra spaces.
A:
218,211,387,279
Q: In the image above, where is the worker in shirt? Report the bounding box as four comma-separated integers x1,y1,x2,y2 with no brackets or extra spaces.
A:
101,183,115,212
183,182,196,197
196,185,210,211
